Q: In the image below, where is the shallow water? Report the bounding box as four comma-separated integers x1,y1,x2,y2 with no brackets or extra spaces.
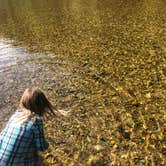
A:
0,0,166,165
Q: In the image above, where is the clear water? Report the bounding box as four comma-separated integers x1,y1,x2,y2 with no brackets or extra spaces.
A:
0,0,165,165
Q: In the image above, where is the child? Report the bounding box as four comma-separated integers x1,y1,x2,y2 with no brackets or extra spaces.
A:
0,87,54,166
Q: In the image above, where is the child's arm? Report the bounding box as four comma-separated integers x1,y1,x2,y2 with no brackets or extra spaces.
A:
32,117,49,152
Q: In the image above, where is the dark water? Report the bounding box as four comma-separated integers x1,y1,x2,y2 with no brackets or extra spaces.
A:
0,0,166,165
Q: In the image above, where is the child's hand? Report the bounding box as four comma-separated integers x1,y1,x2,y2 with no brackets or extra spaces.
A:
43,109,70,120
57,109,70,116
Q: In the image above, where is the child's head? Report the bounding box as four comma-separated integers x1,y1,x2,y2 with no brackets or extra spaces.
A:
19,87,53,116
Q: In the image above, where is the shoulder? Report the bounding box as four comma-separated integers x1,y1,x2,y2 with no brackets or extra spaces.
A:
33,116,43,125
2,110,23,128
8,110,23,121
31,116,43,130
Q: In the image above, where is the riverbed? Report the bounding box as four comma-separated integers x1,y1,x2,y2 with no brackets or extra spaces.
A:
0,0,165,165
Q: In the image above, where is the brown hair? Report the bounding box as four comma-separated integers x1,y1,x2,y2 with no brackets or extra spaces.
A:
19,88,54,116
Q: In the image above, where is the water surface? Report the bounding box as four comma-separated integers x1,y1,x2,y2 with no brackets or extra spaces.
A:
0,0,165,165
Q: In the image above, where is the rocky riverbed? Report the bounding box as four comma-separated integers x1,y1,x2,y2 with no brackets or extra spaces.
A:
0,0,165,165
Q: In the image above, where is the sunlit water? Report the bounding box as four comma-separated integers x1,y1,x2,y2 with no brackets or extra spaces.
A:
0,39,47,73
0,0,165,165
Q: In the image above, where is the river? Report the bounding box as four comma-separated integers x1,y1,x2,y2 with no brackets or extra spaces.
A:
0,0,165,165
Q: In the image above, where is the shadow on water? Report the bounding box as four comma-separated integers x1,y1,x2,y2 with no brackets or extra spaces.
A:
0,0,166,165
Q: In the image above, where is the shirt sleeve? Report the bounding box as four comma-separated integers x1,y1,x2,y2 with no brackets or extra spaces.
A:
32,117,49,152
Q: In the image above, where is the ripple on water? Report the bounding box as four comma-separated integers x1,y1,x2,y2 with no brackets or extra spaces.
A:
0,0,166,165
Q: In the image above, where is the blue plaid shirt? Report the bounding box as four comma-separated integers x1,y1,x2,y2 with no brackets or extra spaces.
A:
0,110,49,166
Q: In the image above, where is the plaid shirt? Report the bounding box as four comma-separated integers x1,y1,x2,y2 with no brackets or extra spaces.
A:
0,110,49,166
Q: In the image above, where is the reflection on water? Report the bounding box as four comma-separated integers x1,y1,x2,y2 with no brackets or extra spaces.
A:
0,39,46,72
0,0,166,165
